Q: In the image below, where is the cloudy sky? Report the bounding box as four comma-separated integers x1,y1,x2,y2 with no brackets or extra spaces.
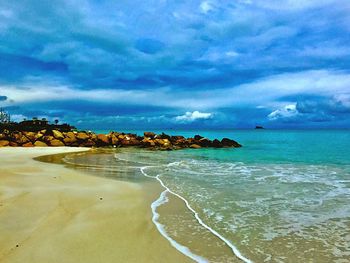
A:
0,0,350,129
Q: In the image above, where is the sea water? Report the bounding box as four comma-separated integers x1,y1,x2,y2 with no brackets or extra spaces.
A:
63,130,350,262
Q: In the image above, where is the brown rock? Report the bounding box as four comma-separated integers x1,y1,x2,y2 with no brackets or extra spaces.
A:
23,132,37,142
142,138,156,147
43,136,55,143
221,138,242,147
76,132,90,140
0,140,10,147
144,132,156,138
110,134,119,145
50,139,65,147
194,135,204,140
52,130,64,140
190,144,201,149
212,139,222,148
64,132,77,143
157,133,171,140
9,142,18,147
34,141,48,147
80,139,95,147
97,134,109,144
15,133,30,144
199,138,212,147
22,142,34,147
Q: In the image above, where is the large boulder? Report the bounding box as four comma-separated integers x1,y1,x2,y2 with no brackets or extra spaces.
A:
221,138,242,147
34,141,48,147
142,138,156,147
157,133,171,140
80,139,95,147
194,135,204,140
76,132,90,140
97,134,109,144
212,139,222,148
50,139,65,147
199,138,212,147
23,132,37,142
144,132,156,139
64,132,77,144
52,130,64,140
43,136,55,144
110,134,119,145
0,140,9,147
22,142,34,147
13,133,30,145
190,144,201,149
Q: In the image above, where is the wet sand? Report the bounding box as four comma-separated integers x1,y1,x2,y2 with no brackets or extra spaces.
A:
0,147,192,263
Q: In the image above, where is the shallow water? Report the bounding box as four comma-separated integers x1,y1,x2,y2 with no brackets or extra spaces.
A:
60,130,350,262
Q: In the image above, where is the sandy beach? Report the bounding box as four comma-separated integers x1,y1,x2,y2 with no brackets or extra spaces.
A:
0,147,192,263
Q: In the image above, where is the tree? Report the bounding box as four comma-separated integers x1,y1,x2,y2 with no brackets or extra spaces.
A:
54,119,59,125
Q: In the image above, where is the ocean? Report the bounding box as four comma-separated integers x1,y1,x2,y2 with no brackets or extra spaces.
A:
62,130,350,262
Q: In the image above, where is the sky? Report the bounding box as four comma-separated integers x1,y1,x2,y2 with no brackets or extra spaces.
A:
0,0,350,129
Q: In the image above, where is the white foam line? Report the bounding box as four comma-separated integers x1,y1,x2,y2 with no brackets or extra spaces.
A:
151,189,208,263
140,166,253,263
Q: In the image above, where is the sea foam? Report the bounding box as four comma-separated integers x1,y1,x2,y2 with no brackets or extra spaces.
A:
140,166,253,263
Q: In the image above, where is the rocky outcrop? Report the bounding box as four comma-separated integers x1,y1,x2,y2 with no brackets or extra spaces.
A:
0,129,242,150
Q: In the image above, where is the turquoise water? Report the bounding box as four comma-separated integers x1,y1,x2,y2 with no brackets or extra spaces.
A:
67,130,350,262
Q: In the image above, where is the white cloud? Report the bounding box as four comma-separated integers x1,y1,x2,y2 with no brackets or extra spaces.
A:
268,104,298,120
225,51,239,57
1,70,350,111
175,111,213,122
200,1,213,14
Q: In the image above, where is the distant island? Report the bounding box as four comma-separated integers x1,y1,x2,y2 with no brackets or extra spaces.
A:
255,125,264,129
0,109,241,149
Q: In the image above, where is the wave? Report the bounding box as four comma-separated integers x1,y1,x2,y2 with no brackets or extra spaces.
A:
140,166,252,263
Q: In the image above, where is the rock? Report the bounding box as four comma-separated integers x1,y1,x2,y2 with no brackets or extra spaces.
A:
76,132,90,140
110,134,119,145
43,136,55,143
142,138,156,147
129,138,140,146
22,142,34,147
50,139,65,146
212,139,222,148
190,144,201,149
157,133,171,140
80,139,95,147
14,133,30,145
9,142,19,147
97,134,109,144
34,141,48,147
221,138,242,147
52,130,64,140
199,138,212,147
0,140,10,147
144,132,156,138
64,132,77,144
23,132,37,142
120,139,130,146
194,135,204,140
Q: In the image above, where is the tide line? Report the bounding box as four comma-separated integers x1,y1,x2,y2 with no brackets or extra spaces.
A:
140,166,253,263
151,189,208,263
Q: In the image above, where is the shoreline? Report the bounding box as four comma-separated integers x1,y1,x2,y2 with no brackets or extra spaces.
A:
0,147,192,263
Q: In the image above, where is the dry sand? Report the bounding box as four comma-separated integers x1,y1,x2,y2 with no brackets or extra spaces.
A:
0,147,192,263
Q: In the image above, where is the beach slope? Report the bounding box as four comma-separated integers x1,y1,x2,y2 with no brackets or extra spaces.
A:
0,147,191,263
